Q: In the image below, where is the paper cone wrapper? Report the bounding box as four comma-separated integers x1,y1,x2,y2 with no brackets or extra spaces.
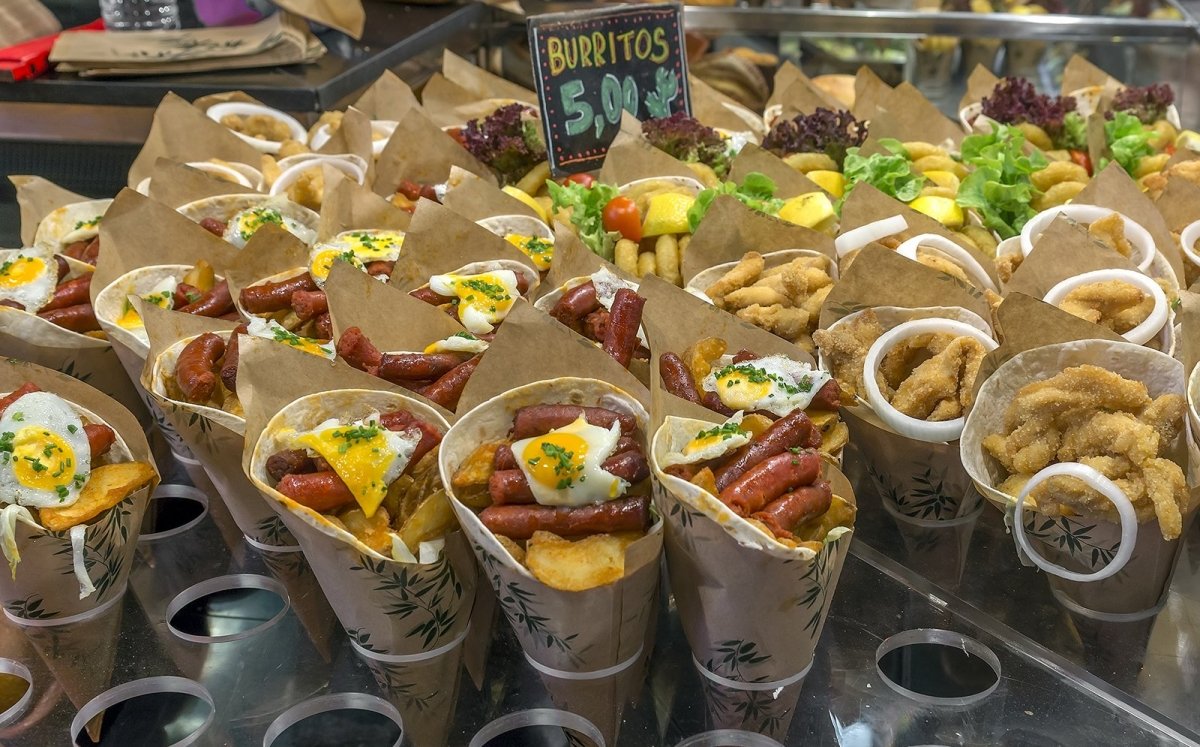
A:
0,358,157,622
245,381,475,656
441,168,541,222
18,597,123,716
442,50,538,107
374,107,494,199
961,339,1199,617
258,547,340,661
652,415,854,682
353,71,420,122
698,668,804,739
317,179,410,242
107,334,193,460
727,144,823,200
140,305,294,547
129,92,265,189
9,175,95,248
355,634,466,747
146,158,260,209
534,646,649,747
439,378,662,674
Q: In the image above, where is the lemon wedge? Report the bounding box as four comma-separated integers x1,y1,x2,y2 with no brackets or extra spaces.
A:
642,193,695,237
806,170,846,198
502,186,550,223
909,195,964,228
778,192,835,229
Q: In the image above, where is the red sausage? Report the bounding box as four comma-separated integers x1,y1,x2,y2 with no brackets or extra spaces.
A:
510,405,636,439
336,326,382,372
493,444,518,471
601,449,651,484
199,217,227,237
732,349,759,364
276,471,356,512
54,256,69,281
419,355,481,410
238,272,317,314
177,280,234,318
713,410,815,493
0,300,24,311
702,392,736,417
751,480,833,539
489,469,534,504
220,324,248,394
378,353,465,382
479,495,650,540
811,379,842,411
719,450,820,516
63,241,89,262
549,281,600,330
410,286,454,306
38,303,99,333
83,423,115,458
659,352,702,404
0,383,41,414
266,449,315,482
601,288,644,368
40,275,92,313
80,238,100,264
291,290,328,321
583,309,609,342
379,409,443,474
313,313,333,340
174,283,203,307
176,332,225,404
366,261,394,277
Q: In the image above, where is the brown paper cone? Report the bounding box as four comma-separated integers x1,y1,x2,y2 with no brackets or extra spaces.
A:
8,176,93,248
273,0,363,40
138,304,301,548
440,376,661,674
541,223,634,301
961,339,1198,618
727,144,823,200
1075,163,1185,284
353,71,420,122
355,636,465,747
1003,216,1142,299
958,64,1001,116
598,135,697,186
373,107,493,199
442,50,538,105
441,169,541,222
690,75,767,135
146,158,259,208
240,339,477,655
697,669,804,739
852,66,894,122
317,179,410,242
128,92,264,188
534,646,649,746
1061,54,1119,97
652,420,855,682
861,82,963,147
0,358,157,622
680,195,834,283
257,547,340,662
386,200,539,292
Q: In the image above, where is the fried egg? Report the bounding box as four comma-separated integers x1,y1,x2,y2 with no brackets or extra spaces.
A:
702,355,832,417
223,206,316,249
60,215,103,246
660,414,751,468
423,332,489,355
588,268,647,346
116,276,178,330
308,230,405,286
512,415,626,507
0,392,91,509
247,317,335,359
428,270,519,334
506,234,554,272
292,412,419,517
0,248,59,313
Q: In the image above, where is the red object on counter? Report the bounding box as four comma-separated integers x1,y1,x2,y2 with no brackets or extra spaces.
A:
0,20,104,82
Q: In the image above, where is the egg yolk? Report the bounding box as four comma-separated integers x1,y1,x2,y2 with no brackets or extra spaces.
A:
346,232,402,259
522,431,589,490
238,208,284,240
0,257,45,289
450,274,515,318
506,234,553,271
117,289,173,330
11,427,76,492
310,249,361,282
713,367,773,411
296,424,390,516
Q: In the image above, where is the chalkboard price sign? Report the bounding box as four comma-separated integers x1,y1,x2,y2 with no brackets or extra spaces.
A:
527,3,691,174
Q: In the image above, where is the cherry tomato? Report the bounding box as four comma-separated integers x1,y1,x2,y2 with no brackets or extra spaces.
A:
562,173,596,188
1166,144,1177,156
1069,149,1092,176
602,196,642,242
445,127,466,147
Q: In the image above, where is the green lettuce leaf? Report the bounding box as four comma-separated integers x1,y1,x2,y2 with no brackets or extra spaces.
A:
687,172,785,232
1060,112,1088,152
1101,111,1156,177
955,125,1047,239
547,180,620,260
842,139,926,204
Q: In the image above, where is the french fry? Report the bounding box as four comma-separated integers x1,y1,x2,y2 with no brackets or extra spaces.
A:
451,442,499,489
655,234,681,286
615,238,639,276
637,251,657,278
683,336,726,385
336,506,393,554
524,531,636,591
495,534,526,564
398,491,456,552
515,161,552,196
39,462,156,533
181,260,215,292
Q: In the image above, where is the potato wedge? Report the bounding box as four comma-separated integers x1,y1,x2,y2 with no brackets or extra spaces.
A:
398,491,456,552
524,531,635,591
452,442,500,489
496,534,526,564
39,462,156,532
